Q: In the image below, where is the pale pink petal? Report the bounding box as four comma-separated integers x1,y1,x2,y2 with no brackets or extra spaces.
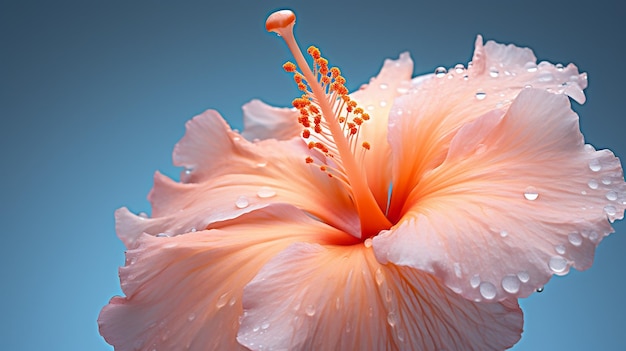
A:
99,204,352,351
238,242,522,351
241,99,301,141
142,109,360,238
374,88,626,301
387,37,588,218
349,53,414,207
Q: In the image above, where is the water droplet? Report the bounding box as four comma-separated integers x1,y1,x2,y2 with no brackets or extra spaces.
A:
568,232,583,246
216,293,229,308
345,321,352,333
367,104,375,111
396,87,408,94
556,63,564,71
555,244,566,255
256,161,267,168
375,267,384,285
379,100,388,107
454,63,465,74
536,287,544,293
525,62,538,72
502,275,521,294
385,288,393,303
229,296,237,306
548,256,567,273
517,271,530,283
435,66,447,78
187,313,196,322
604,205,617,216
475,90,487,100
524,186,539,201
489,67,499,78
463,74,469,81
537,71,553,82
364,238,373,248
479,282,497,300
589,159,602,172
156,233,170,238
588,179,599,189
379,83,388,90
453,262,462,278
335,297,341,310
232,136,241,142
602,177,612,185
589,231,599,242
138,212,149,219
305,304,316,316
261,321,270,330
257,187,276,198
397,328,406,342
181,168,193,183
606,191,618,201
500,230,508,238
387,311,398,327
470,274,480,288
235,195,249,209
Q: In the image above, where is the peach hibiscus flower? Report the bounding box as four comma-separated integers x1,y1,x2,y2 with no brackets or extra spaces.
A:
99,9,625,351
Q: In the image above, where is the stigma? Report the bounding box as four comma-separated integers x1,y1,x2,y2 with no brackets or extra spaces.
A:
266,10,392,238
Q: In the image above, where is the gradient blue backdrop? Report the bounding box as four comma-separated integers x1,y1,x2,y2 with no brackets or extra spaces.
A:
2,0,625,350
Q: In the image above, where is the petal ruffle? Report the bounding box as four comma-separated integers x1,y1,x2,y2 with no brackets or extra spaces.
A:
387,36,588,220
238,242,522,351
134,109,361,240
374,88,626,301
99,204,352,351
240,99,301,141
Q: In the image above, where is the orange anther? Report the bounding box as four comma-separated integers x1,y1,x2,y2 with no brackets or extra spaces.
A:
353,117,363,125
330,67,341,78
308,142,315,149
362,142,371,150
305,156,314,163
338,116,346,123
309,105,319,114
302,129,311,138
350,127,357,135
314,124,322,133
361,113,370,121
297,83,307,91
335,76,346,85
307,46,321,59
294,73,304,83
354,107,363,115
320,165,327,171
283,62,297,72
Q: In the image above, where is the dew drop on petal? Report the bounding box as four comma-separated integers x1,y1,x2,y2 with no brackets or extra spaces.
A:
548,256,568,273
500,230,508,238
556,63,564,71
489,67,499,77
216,294,233,311
454,63,465,74
181,168,193,183
606,191,618,201
256,161,267,168
156,233,170,238
364,238,373,248
435,66,447,78
475,90,487,100
379,83,388,90
589,231,599,242
379,100,388,107
568,232,583,246
517,271,530,283
588,179,599,189
589,159,602,172
375,267,384,285
525,62,538,72
187,313,196,322
502,275,521,294
555,244,566,255
602,177,612,185
453,262,462,278
470,274,480,288
536,287,544,293
257,187,276,198
479,282,497,300
261,321,270,330
235,195,249,209
524,186,539,201
397,328,406,342
604,205,617,216
387,311,398,327
305,304,316,317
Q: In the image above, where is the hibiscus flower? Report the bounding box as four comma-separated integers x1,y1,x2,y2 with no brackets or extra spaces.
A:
99,9,625,351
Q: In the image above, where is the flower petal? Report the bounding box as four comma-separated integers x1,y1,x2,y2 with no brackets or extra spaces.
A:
99,204,351,351
374,88,626,301
241,99,301,141
387,37,588,219
350,52,414,208
238,242,522,351
153,109,361,237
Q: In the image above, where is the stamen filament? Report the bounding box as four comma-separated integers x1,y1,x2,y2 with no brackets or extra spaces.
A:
266,10,391,237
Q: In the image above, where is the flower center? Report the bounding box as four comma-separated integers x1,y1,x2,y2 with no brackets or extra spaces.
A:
266,10,392,238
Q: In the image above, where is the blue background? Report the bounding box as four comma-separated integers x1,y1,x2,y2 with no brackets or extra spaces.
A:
1,0,624,350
